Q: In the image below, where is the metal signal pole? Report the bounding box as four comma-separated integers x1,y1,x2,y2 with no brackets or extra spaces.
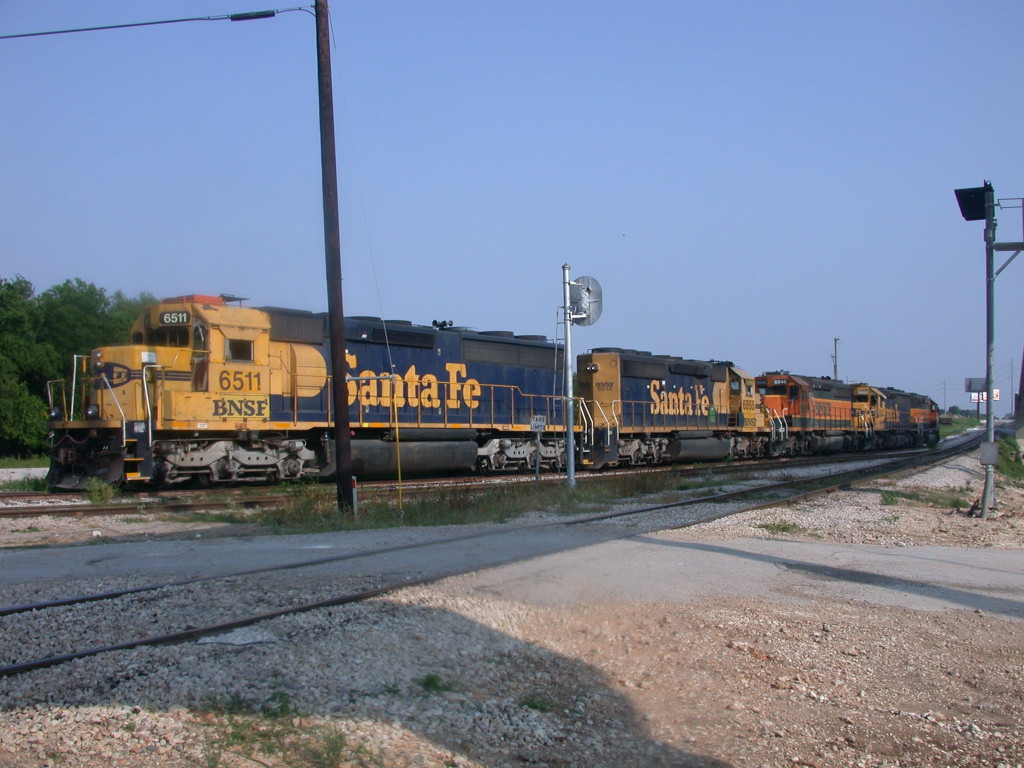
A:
562,264,576,489
316,0,353,509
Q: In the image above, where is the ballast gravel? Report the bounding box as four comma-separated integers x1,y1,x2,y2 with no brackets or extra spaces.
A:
1,446,1023,767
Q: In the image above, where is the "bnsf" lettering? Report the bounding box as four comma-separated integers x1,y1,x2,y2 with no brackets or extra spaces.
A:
212,398,269,418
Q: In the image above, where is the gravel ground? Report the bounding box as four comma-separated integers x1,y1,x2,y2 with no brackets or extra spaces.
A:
0,450,1022,768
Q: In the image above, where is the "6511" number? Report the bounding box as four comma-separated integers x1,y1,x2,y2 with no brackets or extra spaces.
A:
219,370,262,391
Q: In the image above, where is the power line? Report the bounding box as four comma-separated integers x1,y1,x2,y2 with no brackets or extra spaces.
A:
0,6,313,41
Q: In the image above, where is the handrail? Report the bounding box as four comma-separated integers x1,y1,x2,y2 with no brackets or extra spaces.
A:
46,380,67,416
588,399,616,447
577,397,594,445
69,355,87,420
98,374,129,446
142,365,163,440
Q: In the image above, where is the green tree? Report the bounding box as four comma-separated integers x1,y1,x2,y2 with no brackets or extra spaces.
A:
110,289,157,335
0,276,58,455
35,279,123,377
0,276,155,457
0,356,47,455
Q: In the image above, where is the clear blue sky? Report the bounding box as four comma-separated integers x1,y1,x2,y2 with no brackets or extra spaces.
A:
3,1,1023,410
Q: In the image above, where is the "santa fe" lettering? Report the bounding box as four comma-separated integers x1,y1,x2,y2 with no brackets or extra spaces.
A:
345,355,481,410
649,380,710,417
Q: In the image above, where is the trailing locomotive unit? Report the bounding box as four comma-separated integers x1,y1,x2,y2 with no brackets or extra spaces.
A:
575,348,771,469
851,384,940,448
756,373,939,453
756,372,857,454
46,295,568,488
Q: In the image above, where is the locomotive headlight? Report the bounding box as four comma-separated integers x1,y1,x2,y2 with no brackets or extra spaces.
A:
585,364,600,372
86,405,100,419
49,406,63,420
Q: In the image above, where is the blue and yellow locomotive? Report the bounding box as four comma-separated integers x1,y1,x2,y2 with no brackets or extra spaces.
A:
46,295,568,488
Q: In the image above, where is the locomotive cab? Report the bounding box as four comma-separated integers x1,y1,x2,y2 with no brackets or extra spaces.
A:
576,351,623,468
46,295,319,488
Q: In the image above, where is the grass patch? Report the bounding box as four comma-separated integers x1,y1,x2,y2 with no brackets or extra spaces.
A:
878,487,971,512
939,415,981,440
256,470,713,534
199,689,388,768
996,437,1023,483
0,475,47,492
756,521,808,536
0,456,48,469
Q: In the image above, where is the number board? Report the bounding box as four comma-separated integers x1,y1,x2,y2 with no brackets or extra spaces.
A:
159,310,191,325
219,370,263,392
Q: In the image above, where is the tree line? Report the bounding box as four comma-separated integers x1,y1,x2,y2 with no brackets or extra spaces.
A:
0,275,155,457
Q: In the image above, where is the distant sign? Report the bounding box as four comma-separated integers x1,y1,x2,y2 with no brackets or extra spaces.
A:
965,378,987,393
530,415,547,432
970,390,1000,403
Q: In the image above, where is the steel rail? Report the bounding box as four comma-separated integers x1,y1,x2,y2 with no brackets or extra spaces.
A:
0,448,936,519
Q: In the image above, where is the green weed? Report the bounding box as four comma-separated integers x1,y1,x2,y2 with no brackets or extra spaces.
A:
83,477,117,504
419,672,455,693
521,692,559,712
756,521,808,535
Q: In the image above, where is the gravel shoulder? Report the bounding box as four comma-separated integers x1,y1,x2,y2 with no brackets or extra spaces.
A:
1,451,1023,768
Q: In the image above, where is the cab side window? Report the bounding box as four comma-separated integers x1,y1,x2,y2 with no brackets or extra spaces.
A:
226,339,253,362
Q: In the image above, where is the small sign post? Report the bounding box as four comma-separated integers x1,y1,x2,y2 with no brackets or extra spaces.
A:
531,415,547,482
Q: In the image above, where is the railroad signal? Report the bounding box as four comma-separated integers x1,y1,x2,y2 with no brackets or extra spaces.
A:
954,183,992,222
569,276,603,326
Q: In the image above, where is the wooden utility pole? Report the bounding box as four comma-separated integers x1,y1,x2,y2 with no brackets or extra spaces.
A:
315,0,353,508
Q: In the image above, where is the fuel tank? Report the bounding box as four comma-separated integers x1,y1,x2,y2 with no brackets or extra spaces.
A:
324,439,479,476
665,433,732,461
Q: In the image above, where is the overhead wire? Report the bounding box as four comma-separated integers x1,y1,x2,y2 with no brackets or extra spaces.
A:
0,7,313,40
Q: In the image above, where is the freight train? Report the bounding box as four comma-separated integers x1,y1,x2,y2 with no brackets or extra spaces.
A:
44,294,939,489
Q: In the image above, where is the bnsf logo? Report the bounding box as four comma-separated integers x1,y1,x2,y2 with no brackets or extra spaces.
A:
93,363,133,389
212,398,269,418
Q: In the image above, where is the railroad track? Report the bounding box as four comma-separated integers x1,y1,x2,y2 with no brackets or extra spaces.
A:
0,447,947,519
0,433,980,679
